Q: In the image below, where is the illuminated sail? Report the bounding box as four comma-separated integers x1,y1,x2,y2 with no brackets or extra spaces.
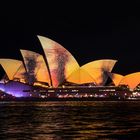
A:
20,49,51,85
38,35,80,87
119,72,140,89
107,72,123,86
67,68,96,84
0,59,26,81
81,59,117,85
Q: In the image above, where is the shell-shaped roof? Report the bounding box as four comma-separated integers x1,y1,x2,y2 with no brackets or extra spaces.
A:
107,72,124,86
81,59,117,85
67,68,96,84
119,72,140,89
82,59,117,71
38,35,80,87
0,59,26,80
20,49,51,85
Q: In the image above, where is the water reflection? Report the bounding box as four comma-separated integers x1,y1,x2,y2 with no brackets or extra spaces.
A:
0,101,140,139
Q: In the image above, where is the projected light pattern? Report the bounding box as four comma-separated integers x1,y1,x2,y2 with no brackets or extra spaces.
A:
20,50,51,85
1,35,140,96
81,60,117,85
38,36,80,87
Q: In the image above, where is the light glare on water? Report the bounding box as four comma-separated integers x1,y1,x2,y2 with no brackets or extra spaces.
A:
0,101,140,140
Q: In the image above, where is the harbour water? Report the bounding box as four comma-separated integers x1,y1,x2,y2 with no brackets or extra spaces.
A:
0,101,140,140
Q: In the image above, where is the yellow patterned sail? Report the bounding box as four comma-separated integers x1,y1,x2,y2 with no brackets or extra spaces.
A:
119,72,140,89
107,72,124,86
38,35,80,87
81,59,117,85
20,49,51,85
0,59,26,81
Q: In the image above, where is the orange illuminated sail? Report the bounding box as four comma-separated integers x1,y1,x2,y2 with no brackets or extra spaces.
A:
67,68,96,84
20,49,51,85
38,35,80,87
81,59,117,85
119,72,140,89
0,59,26,81
107,72,123,86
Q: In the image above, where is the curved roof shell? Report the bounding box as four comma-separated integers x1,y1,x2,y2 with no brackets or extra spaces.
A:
38,35,80,87
20,49,51,85
107,72,124,86
81,59,117,85
119,72,140,89
67,68,96,84
0,59,26,81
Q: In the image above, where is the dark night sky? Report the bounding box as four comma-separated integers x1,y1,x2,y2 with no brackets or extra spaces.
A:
0,2,140,76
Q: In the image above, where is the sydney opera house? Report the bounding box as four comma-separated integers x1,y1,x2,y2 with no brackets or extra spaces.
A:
0,36,140,100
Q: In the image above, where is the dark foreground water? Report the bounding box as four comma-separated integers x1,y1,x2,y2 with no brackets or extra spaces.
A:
0,101,140,140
